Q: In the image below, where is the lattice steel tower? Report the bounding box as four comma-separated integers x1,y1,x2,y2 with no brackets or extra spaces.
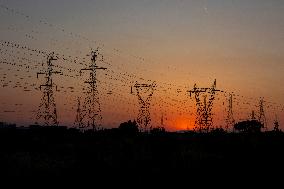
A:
79,50,106,131
273,115,280,132
132,81,156,132
226,93,235,131
188,79,222,132
74,97,84,129
36,53,61,126
258,97,267,131
161,113,164,126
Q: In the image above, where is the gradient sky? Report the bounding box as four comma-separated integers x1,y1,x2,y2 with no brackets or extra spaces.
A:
0,0,284,131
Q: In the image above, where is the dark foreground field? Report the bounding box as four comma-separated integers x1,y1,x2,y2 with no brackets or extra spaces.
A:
0,126,283,183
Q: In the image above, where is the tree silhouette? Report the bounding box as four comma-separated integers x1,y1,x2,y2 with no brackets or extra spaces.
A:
118,120,139,135
234,120,263,133
150,126,166,134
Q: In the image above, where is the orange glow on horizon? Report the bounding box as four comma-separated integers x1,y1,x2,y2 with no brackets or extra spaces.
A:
171,117,194,131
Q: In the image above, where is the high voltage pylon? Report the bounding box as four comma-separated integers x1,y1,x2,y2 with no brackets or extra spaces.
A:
74,97,84,129
258,97,267,131
273,115,280,132
79,49,107,131
226,93,235,131
36,52,61,126
250,110,256,120
131,81,156,132
188,79,222,133
161,113,164,126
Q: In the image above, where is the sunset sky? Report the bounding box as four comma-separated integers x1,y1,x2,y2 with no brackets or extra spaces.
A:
0,0,283,131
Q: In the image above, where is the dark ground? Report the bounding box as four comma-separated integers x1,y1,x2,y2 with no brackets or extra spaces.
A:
0,126,283,184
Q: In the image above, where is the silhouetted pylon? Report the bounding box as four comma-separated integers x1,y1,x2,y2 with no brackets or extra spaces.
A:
131,81,156,132
161,113,164,126
251,110,256,120
258,97,267,131
225,93,235,131
36,52,61,126
188,79,223,133
273,115,280,132
79,49,107,131
74,97,84,129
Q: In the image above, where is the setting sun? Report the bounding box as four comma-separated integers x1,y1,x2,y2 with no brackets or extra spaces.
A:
172,117,194,131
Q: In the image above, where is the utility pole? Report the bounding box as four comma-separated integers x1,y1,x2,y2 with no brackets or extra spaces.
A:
187,79,222,132
79,49,106,131
36,52,61,126
131,81,156,132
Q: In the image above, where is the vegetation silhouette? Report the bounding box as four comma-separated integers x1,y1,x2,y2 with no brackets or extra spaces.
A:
0,120,283,182
150,126,166,135
273,119,281,132
118,120,139,135
234,120,262,133
210,127,226,134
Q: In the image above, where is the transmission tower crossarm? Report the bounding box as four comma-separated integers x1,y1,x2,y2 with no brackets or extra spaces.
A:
134,82,156,89
80,66,107,72
188,88,207,97
51,71,62,74
81,68,92,71
49,56,57,61
37,72,45,78
39,83,51,89
84,81,95,84
95,67,107,70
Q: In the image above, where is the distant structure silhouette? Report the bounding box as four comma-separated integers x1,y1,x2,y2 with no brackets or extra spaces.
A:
188,79,222,133
251,110,256,120
118,120,139,135
131,81,156,132
258,97,267,131
161,113,165,127
36,53,61,126
74,97,84,129
79,49,107,131
273,115,280,132
234,120,262,133
150,126,166,134
226,93,235,131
